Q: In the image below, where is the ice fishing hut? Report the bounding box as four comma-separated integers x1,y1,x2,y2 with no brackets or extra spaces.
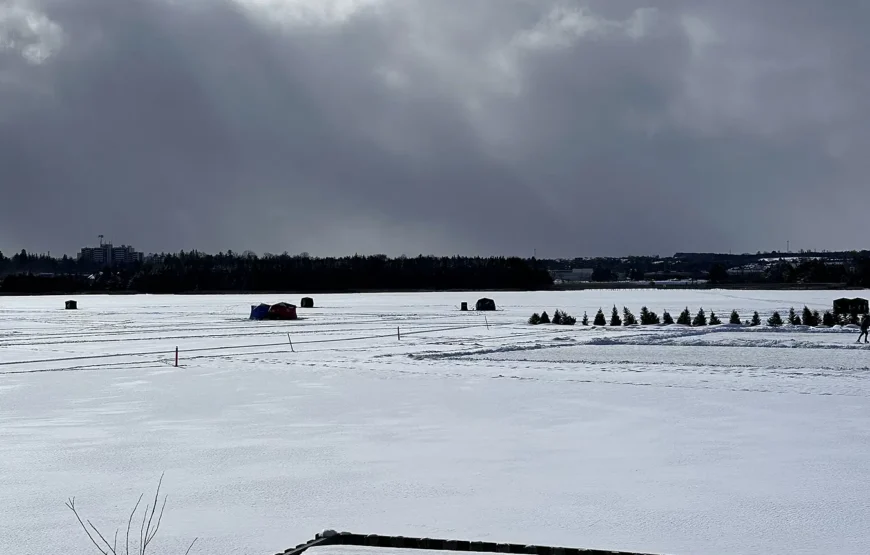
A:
475,298,496,311
250,302,298,320
267,302,298,320
460,302,468,311
250,303,271,320
833,297,868,316
65,300,78,310
300,297,315,308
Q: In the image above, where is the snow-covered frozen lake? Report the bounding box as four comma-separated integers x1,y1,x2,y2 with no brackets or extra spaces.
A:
1,290,869,555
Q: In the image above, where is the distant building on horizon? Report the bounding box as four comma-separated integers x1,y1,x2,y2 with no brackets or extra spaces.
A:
551,268,594,282
78,241,144,266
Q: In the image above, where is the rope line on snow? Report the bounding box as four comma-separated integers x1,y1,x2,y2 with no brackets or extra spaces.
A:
0,322,508,368
167,327,569,363
1,325,575,375
0,315,480,346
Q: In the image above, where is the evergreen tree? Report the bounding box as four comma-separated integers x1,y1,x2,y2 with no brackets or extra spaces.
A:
788,307,799,325
540,311,550,324
528,313,541,325
822,310,836,326
750,311,761,326
767,311,783,327
709,311,721,325
610,305,622,326
582,311,589,326
552,310,563,325
662,310,674,325
729,310,741,325
622,307,637,326
812,310,821,327
562,312,577,325
802,306,815,326
640,306,660,325
708,263,728,284
593,308,606,326
692,308,708,326
639,306,651,324
591,266,615,281
677,307,692,325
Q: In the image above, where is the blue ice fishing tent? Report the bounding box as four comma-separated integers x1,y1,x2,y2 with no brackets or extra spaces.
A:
250,303,271,320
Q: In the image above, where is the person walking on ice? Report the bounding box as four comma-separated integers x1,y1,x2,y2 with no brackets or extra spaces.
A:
859,314,870,343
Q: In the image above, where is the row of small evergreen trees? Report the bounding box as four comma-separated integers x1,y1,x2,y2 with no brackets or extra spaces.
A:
529,310,577,326
529,305,844,328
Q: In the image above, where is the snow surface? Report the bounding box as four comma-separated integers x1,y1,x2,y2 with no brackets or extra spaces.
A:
1,290,869,555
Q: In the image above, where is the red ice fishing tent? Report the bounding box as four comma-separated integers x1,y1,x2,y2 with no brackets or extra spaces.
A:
267,302,298,320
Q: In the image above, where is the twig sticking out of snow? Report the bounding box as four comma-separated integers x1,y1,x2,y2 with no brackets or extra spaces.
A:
65,472,197,555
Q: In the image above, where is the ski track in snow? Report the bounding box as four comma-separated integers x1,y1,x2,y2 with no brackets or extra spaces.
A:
1,290,870,555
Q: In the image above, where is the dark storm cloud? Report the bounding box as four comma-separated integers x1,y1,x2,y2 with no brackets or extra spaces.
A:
1,0,868,257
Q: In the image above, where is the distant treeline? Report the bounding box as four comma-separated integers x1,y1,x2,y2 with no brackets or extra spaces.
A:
0,250,552,294
4,247,870,295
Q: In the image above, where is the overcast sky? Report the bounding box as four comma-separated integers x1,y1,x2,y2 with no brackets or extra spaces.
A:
1,0,867,258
